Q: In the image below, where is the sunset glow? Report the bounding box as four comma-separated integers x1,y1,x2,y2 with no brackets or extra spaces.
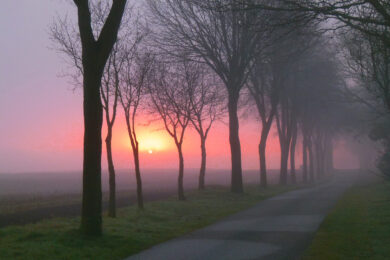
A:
139,133,168,152
0,0,362,174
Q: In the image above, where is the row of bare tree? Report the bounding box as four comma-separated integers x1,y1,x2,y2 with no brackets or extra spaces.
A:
51,0,224,225
53,0,389,236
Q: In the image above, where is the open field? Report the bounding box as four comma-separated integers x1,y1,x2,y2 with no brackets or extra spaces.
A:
303,179,390,259
0,169,289,226
0,184,302,260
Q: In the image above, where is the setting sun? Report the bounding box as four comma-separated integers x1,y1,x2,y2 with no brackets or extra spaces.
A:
138,132,170,152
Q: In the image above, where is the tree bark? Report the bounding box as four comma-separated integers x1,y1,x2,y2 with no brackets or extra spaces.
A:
308,138,315,182
302,135,308,183
177,144,186,200
290,123,297,184
198,137,206,190
125,115,144,210
81,67,103,236
228,91,243,193
326,138,334,174
259,141,267,188
75,0,127,236
105,127,116,217
133,147,144,209
315,138,322,178
279,142,289,185
259,120,273,188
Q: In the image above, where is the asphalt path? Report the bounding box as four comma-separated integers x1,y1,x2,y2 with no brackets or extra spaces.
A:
126,172,359,260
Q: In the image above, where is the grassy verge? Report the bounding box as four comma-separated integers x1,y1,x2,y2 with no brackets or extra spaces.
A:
303,181,390,260
0,185,301,260
0,190,140,215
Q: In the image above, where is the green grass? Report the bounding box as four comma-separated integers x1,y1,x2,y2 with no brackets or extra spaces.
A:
0,190,137,215
0,185,300,260
303,181,390,260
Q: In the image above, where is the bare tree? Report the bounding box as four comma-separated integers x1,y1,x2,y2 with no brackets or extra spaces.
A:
147,59,192,200
50,2,135,218
289,117,298,184
286,0,390,46
51,0,127,235
343,29,390,113
293,44,345,182
186,65,225,190
247,60,278,187
101,43,122,218
119,49,153,209
147,0,267,193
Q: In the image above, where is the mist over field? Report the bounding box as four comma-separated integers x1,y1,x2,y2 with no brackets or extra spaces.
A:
0,169,282,197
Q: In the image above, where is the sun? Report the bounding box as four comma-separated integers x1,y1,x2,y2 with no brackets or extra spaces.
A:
120,127,173,153
137,131,171,153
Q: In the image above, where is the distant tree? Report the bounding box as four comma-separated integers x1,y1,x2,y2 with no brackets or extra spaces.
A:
119,50,153,209
247,50,278,188
285,0,390,46
289,117,298,183
100,43,122,218
147,59,192,200
294,45,345,181
51,0,127,235
147,0,267,193
271,28,318,185
250,0,389,44
186,65,225,190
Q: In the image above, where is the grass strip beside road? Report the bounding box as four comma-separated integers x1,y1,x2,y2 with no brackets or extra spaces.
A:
0,184,301,260
303,181,390,260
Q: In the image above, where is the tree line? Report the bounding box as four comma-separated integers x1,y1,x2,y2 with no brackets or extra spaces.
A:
51,0,389,236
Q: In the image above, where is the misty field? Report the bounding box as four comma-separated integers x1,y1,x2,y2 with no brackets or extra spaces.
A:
0,184,300,260
0,169,282,217
303,180,390,259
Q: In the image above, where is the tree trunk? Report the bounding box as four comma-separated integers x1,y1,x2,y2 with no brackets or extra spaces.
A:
258,118,273,188
308,138,315,182
327,138,334,174
279,142,289,185
177,144,186,200
259,140,267,188
133,147,144,209
105,127,116,218
228,91,243,193
315,140,322,178
290,124,297,184
302,136,308,183
81,70,103,236
198,137,206,190
75,0,127,236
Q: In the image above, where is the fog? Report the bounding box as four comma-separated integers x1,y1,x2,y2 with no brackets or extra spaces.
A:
0,168,286,197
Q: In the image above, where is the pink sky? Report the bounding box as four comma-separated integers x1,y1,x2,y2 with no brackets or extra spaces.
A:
0,0,359,173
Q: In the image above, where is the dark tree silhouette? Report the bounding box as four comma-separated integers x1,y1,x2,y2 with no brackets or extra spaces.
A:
283,0,390,46
147,59,192,200
147,0,267,193
119,50,153,209
186,65,225,190
247,58,278,188
289,118,298,184
71,0,126,235
293,44,344,182
101,44,122,218
50,1,130,220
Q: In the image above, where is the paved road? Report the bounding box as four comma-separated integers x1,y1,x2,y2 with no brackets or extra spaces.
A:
126,172,360,260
